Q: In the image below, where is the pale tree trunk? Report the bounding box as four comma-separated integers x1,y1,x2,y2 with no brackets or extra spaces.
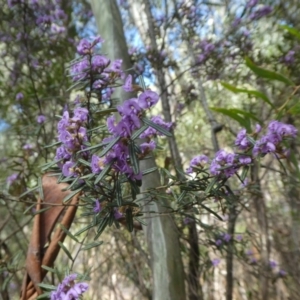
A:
90,1,186,299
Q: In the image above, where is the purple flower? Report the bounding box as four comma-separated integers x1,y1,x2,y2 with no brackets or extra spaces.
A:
255,123,261,133
71,58,89,81
23,143,33,150
37,114,46,124
7,173,18,184
123,74,133,92
253,135,276,157
118,98,141,116
62,161,77,177
187,155,209,173
235,128,251,150
108,59,123,75
92,55,110,70
232,17,241,27
269,260,277,269
114,209,123,220
211,258,220,267
222,233,231,242
73,107,89,123
16,92,23,100
183,217,194,225
91,154,105,174
246,249,253,256
278,269,287,277
236,234,243,241
50,273,88,300
77,39,91,55
238,155,252,165
246,0,258,8
250,5,272,20
215,239,222,246
210,150,239,178
140,140,156,154
138,90,159,109
280,50,295,65
93,35,104,45
55,146,71,161
93,199,101,213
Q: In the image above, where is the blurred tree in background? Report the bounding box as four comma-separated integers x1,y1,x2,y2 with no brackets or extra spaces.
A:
1,0,300,299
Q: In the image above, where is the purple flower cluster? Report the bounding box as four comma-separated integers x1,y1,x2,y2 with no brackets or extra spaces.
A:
70,37,123,96
252,121,297,157
186,155,209,174
188,121,296,180
55,107,89,177
91,90,169,181
186,150,251,179
50,274,88,300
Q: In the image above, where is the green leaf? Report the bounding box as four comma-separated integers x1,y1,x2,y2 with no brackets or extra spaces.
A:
245,57,294,86
37,283,57,290
43,141,61,149
78,158,91,167
33,207,51,215
94,216,110,240
63,186,84,203
129,141,139,175
41,159,62,172
116,179,122,206
23,203,36,215
142,117,172,137
81,241,103,250
134,217,147,226
38,177,44,200
41,265,57,274
220,82,274,108
279,25,300,40
94,160,114,184
98,136,121,157
75,223,94,236
142,167,158,175
20,185,39,198
131,125,148,140
36,293,52,299
126,208,133,232
58,241,73,261
60,224,79,243
177,190,188,203
94,108,117,115
204,177,219,194
210,107,251,130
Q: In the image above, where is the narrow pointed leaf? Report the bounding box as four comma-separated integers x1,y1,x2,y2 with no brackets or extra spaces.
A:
60,224,79,243
81,241,103,250
131,125,148,140
142,117,172,137
142,167,158,175
95,160,114,184
58,241,73,261
245,57,294,86
63,186,83,203
129,141,139,175
98,136,121,157
126,208,133,232
220,82,274,108
279,25,300,40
